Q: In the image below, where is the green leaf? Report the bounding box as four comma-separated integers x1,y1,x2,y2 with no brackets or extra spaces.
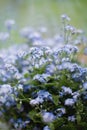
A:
48,122,55,130
76,112,81,124
17,102,22,110
24,72,29,78
29,110,42,123
49,118,65,130
52,95,59,106
61,123,76,130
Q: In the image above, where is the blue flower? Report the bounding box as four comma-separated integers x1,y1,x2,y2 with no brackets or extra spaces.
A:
55,108,66,117
83,82,87,90
0,32,9,41
37,90,53,101
33,73,51,83
30,90,53,106
84,47,87,55
5,19,15,30
30,97,44,106
61,14,71,21
43,126,51,130
41,111,56,123
62,86,72,95
20,27,33,38
68,115,76,122
65,98,75,106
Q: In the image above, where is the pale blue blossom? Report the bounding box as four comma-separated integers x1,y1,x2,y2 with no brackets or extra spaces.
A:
20,27,33,38
5,19,15,30
37,90,53,101
39,27,47,33
68,115,76,122
58,62,79,72
83,82,87,90
55,108,66,117
43,126,50,130
0,84,15,106
28,32,41,41
41,111,56,123
0,32,9,41
33,73,51,83
61,14,71,21
65,98,75,106
30,97,44,106
62,86,72,95
84,47,87,55
65,25,75,33
30,90,52,106
72,67,87,82
46,64,56,75
72,91,80,101
64,44,78,54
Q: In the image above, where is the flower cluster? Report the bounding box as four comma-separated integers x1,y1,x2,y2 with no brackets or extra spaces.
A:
0,15,87,130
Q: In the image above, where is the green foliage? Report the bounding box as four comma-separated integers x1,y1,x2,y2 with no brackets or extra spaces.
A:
49,118,65,130
29,110,42,123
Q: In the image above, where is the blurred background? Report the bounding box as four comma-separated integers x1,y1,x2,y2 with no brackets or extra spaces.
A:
0,0,87,35
0,0,87,62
